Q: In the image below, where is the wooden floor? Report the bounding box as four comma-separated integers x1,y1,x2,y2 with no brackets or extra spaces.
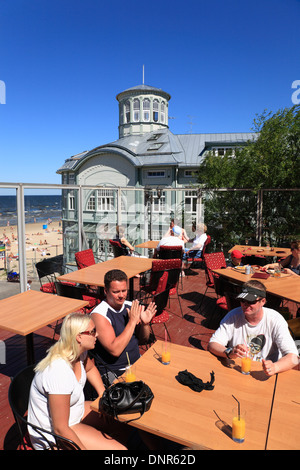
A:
0,267,298,450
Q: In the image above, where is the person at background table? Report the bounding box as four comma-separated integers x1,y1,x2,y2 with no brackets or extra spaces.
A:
27,313,127,450
227,249,244,267
115,225,135,255
263,239,300,276
182,223,208,269
90,269,157,386
154,224,185,257
208,280,298,376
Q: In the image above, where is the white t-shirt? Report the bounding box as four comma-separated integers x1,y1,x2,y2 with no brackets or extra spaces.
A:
209,307,298,362
27,353,87,449
157,236,184,251
191,232,207,250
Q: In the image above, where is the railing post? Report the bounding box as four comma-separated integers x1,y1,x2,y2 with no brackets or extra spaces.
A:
256,189,263,245
16,184,27,292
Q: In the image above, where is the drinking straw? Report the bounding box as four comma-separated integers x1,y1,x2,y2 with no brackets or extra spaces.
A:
232,395,240,420
126,352,131,368
164,329,167,351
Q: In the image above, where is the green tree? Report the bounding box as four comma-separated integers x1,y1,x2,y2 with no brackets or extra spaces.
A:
199,105,300,189
198,106,300,249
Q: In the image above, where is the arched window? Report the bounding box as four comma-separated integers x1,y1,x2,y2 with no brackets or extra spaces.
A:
143,98,150,121
133,99,140,122
125,101,130,123
153,100,159,122
161,101,165,123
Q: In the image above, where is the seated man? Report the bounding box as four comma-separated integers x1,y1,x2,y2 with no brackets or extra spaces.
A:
227,249,244,267
90,269,156,385
208,280,299,376
182,223,207,269
154,225,185,257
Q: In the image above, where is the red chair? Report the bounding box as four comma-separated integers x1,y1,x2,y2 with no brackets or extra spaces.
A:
198,252,228,313
75,248,104,299
54,282,100,314
186,234,211,268
157,245,183,260
75,249,97,269
109,239,128,257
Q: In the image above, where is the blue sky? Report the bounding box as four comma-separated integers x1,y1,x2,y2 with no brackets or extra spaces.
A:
0,0,299,187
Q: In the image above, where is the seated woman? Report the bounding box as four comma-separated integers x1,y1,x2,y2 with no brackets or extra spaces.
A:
263,239,300,276
115,225,135,255
28,313,127,450
182,223,207,269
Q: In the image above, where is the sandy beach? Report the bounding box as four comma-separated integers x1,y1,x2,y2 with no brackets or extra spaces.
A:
0,220,63,280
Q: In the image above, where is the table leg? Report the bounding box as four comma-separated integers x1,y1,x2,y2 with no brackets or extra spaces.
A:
129,277,134,300
26,333,35,365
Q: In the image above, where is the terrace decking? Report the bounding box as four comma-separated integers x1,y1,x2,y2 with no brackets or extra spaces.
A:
0,268,298,450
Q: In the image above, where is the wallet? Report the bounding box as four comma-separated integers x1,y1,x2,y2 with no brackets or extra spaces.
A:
251,272,270,279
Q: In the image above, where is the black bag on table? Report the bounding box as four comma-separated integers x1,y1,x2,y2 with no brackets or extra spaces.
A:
99,380,154,423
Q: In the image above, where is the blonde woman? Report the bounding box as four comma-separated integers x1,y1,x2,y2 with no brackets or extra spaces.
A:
27,313,127,450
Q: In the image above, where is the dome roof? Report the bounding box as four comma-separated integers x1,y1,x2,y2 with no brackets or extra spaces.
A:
116,84,171,101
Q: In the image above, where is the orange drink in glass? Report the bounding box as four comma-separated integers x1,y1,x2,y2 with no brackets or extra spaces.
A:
241,356,252,375
232,411,246,443
125,366,136,382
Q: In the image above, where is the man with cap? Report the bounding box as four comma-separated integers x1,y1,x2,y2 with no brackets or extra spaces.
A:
227,249,244,267
208,280,298,375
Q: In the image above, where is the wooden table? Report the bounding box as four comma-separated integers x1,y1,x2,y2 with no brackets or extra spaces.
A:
0,290,88,364
58,256,153,299
91,341,277,450
267,369,300,450
135,241,159,249
229,245,291,258
212,267,300,304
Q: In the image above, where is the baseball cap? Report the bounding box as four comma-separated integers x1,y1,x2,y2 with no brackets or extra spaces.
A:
172,225,182,236
236,285,266,302
231,249,243,258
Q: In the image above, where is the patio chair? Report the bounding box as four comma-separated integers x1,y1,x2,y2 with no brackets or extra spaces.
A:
75,248,103,296
8,365,81,450
197,251,227,313
150,287,172,342
157,245,183,260
162,258,184,317
75,248,103,270
54,281,100,314
109,239,141,258
138,259,171,301
35,255,66,294
185,234,211,269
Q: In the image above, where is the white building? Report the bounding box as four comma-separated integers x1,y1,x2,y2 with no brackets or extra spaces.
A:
57,83,255,261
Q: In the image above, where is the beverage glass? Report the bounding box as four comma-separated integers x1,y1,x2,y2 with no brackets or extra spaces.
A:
125,365,136,383
274,267,281,278
232,409,246,443
241,356,252,375
161,341,171,365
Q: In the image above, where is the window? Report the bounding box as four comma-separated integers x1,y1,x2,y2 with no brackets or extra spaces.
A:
184,170,199,177
143,99,150,121
153,190,166,212
147,133,162,141
87,194,95,211
153,100,159,122
185,190,198,213
212,147,235,156
69,194,75,210
125,101,130,123
161,101,165,123
147,170,166,178
133,99,140,122
97,189,115,211
147,143,163,151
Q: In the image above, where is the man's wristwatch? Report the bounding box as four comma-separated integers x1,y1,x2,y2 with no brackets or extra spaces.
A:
224,347,233,358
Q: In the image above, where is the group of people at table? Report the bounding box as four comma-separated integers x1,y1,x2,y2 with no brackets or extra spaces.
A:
27,231,300,450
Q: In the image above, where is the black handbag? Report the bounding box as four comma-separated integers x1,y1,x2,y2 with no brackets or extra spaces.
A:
99,380,154,423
